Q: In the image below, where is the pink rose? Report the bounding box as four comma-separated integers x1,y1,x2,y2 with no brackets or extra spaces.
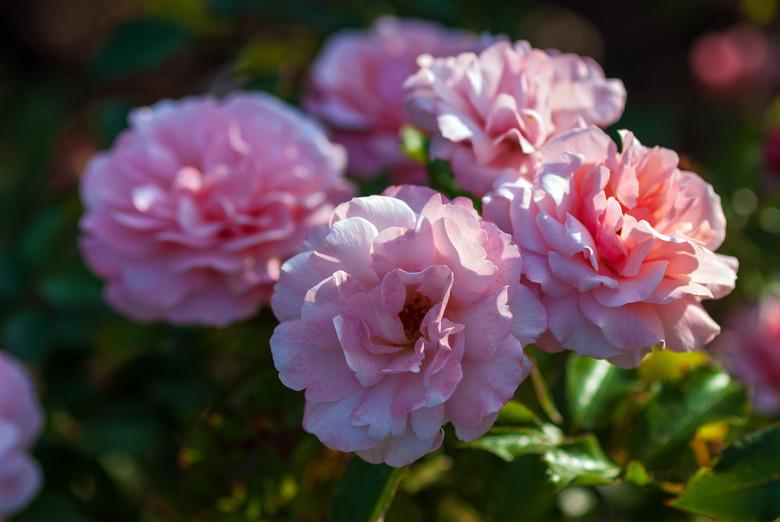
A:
80,93,353,326
270,185,546,466
0,353,43,517
304,17,475,183
690,25,774,93
764,128,780,179
405,40,626,196
484,126,737,368
710,296,780,414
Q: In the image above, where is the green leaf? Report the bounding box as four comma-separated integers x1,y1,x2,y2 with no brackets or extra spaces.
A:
629,366,748,468
543,434,621,488
464,425,564,462
495,400,544,427
565,354,633,431
672,425,780,522
91,19,191,80
330,458,403,522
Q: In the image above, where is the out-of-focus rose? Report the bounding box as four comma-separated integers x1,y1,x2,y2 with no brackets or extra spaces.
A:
0,353,43,518
270,185,546,466
690,25,773,93
80,93,353,326
405,40,626,196
484,126,737,367
764,128,780,178
304,17,475,183
710,296,780,414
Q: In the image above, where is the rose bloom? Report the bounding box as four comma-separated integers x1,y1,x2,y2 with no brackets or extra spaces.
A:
764,128,780,179
690,25,772,93
710,296,780,415
405,39,626,196
304,17,475,183
0,353,43,517
80,93,353,326
270,185,546,466
484,126,737,368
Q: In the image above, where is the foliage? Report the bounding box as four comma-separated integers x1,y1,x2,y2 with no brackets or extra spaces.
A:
2,0,780,520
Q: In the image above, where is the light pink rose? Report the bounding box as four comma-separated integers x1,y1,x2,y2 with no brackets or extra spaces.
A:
0,353,43,518
690,25,774,93
270,185,546,466
304,17,475,183
80,93,353,326
484,126,737,368
710,296,780,414
405,40,626,196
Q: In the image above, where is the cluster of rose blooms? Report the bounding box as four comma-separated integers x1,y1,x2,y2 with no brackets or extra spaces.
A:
4,17,780,516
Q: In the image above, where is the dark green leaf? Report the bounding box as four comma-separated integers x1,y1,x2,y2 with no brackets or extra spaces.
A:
464,425,564,462
672,425,780,522
91,19,191,80
495,400,544,427
330,458,403,522
629,367,748,468
565,354,633,431
543,435,621,488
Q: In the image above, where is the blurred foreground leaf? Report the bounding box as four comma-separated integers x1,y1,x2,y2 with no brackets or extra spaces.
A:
672,425,780,522
331,458,403,522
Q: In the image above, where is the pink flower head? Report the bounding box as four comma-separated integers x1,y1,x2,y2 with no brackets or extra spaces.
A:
270,185,546,466
764,128,780,178
0,353,43,517
80,93,353,326
405,39,626,196
484,126,737,368
690,25,773,93
710,296,780,415
304,17,475,183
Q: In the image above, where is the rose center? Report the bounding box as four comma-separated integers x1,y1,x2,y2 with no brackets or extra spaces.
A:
398,291,433,344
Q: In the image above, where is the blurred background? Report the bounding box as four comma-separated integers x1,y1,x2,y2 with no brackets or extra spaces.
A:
1,0,778,520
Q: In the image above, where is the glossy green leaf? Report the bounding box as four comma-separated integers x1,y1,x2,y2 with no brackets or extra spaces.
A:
464,425,564,462
495,400,544,427
330,458,403,522
672,425,780,522
91,19,191,80
565,354,633,431
629,367,748,468
543,435,621,488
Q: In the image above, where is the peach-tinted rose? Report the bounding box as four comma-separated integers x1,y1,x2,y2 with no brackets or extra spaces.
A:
405,40,625,196
484,126,737,367
80,93,353,326
304,17,475,183
270,185,546,466
711,296,780,414
0,353,43,517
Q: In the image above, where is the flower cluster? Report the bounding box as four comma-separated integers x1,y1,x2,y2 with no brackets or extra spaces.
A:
77,17,738,469
0,354,43,518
